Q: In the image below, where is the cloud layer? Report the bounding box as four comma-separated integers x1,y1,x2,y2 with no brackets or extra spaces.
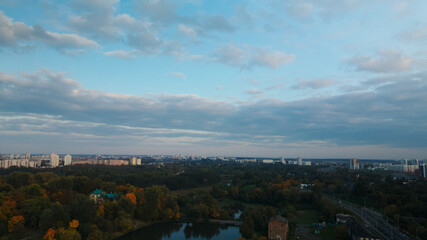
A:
0,11,98,53
213,43,295,69
1,1,427,158
1,69,426,157
347,50,412,73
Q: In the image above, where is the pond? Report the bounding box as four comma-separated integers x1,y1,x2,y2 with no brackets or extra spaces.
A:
117,222,241,240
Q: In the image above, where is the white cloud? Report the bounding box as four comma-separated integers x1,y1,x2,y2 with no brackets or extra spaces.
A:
69,0,155,43
270,0,361,21
134,0,235,35
200,14,235,33
399,27,427,42
244,88,263,95
213,43,295,69
347,49,412,73
293,79,336,89
250,49,295,69
285,2,314,20
134,0,179,24
104,50,139,59
0,11,98,52
178,24,198,38
171,72,186,79
127,32,163,53
213,43,246,67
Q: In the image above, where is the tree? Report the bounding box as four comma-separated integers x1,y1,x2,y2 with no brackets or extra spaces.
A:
125,193,137,205
43,228,56,240
22,197,51,228
97,205,104,217
118,197,135,216
56,227,82,240
69,219,79,229
6,172,34,188
240,217,254,238
72,176,93,195
0,198,16,220
86,225,105,240
69,194,96,224
384,204,398,218
21,183,44,198
118,213,133,233
39,203,70,231
35,172,59,186
8,215,24,233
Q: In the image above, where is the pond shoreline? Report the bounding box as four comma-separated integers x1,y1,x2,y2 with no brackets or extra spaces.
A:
115,220,242,240
112,220,164,239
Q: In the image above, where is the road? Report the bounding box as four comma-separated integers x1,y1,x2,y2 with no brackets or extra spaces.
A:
324,196,415,240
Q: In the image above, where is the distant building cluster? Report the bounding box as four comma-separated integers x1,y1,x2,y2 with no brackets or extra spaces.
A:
346,158,427,179
232,157,312,166
0,152,35,168
0,152,142,169
72,159,130,166
369,159,423,175
2,152,425,180
0,152,317,169
0,152,72,169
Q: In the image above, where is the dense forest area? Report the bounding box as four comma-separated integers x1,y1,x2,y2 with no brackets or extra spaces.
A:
0,161,426,239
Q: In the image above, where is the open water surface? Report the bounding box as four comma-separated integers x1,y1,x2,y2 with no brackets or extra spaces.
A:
117,222,241,240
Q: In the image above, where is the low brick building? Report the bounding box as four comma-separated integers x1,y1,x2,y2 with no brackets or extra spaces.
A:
268,215,288,240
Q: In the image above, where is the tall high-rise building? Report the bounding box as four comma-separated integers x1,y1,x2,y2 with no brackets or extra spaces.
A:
25,152,31,159
64,154,72,166
349,158,359,170
419,163,427,178
50,153,59,167
403,159,408,165
130,156,137,165
297,157,302,166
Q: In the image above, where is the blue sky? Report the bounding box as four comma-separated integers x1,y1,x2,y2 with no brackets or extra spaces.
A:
1,0,427,158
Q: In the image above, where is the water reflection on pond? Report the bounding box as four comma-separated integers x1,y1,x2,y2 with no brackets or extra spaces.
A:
118,222,241,240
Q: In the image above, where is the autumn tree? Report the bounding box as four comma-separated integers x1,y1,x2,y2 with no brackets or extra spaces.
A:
8,215,24,233
69,219,79,229
56,227,82,240
97,205,105,217
43,228,56,240
125,193,137,205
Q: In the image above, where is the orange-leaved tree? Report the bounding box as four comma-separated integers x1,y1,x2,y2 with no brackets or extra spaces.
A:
125,193,137,205
69,219,79,229
97,205,105,217
43,228,56,240
8,215,25,233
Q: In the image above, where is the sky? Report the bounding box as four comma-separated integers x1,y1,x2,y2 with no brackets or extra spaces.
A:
1,0,427,159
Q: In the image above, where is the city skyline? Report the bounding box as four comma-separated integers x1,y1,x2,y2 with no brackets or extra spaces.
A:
1,0,427,158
